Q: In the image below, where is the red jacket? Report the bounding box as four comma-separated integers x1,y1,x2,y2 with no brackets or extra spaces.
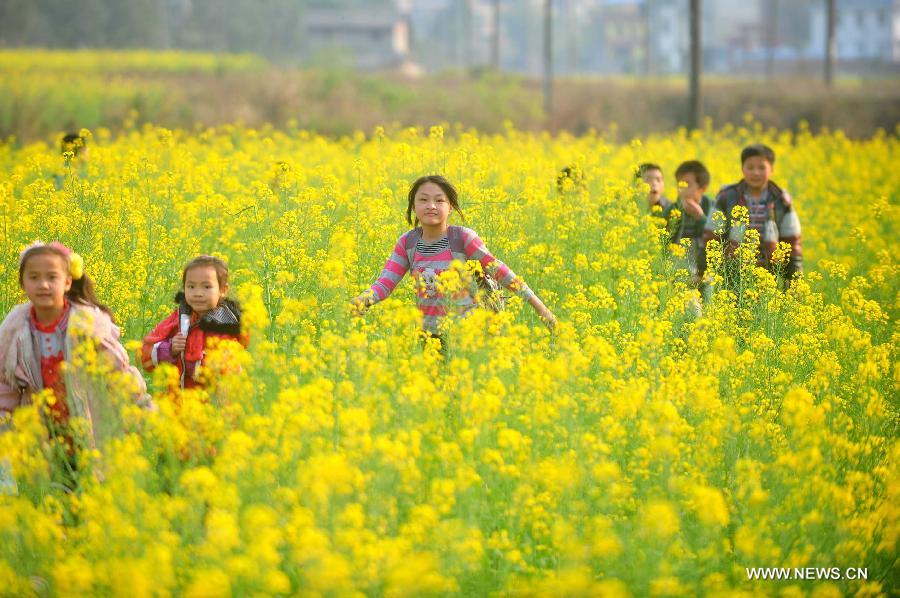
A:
141,308,248,389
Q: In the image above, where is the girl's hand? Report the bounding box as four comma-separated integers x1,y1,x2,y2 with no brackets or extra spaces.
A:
527,295,556,331
682,198,704,218
171,333,187,357
539,307,557,331
350,295,370,316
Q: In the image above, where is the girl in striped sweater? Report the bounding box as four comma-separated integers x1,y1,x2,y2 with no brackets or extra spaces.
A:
352,175,555,345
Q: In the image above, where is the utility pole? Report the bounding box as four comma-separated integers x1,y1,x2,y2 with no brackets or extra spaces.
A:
766,0,777,79
646,0,653,76
465,0,474,69
688,0,702,129
160,0,172,50
825,0,836,86
454,0,464,68
491,0,501,70
543,0,553,116
565,0,577,74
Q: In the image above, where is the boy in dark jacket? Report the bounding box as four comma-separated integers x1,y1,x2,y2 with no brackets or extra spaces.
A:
666,160,713,290
701,144,802,287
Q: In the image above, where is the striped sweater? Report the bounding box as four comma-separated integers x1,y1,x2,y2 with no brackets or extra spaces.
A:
367,226,535,332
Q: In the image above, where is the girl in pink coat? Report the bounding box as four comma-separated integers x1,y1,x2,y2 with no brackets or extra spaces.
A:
0,242,148,453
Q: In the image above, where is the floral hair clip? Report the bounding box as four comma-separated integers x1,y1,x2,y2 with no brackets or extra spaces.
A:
47,241,71,257
69,252,84,280
18,240,84,280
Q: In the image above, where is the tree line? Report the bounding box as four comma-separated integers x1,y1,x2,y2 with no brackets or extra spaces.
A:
0,0,389,60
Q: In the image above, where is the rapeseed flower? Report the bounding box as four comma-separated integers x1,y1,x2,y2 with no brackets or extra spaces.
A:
0,107,894,595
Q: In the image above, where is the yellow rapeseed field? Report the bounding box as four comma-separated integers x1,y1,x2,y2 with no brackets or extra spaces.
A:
0,118,897,596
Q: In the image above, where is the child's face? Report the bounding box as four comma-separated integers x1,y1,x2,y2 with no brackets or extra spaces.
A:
742,156,773,191
21,253,72,313
642,169,664,203
414,182,452,227
677,173,707,203
184,265,227,316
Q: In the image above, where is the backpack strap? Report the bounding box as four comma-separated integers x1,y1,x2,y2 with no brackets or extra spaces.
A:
733,182,748,208
768,180,793,210
716,182,744,230
403,227,423,266
447,225,467,261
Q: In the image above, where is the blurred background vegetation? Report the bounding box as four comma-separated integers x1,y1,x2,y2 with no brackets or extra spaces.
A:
1,0,898,141
2,49,897,142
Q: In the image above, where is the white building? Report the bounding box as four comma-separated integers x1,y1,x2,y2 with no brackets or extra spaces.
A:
806,0,898,61
604,0,767,74
895,0,900,60
302,7,412,70
647,0,688,73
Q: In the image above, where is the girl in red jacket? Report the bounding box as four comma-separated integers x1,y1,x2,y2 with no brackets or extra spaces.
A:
142,255,247,389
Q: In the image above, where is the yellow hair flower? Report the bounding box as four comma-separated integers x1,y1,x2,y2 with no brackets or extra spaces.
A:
69,252,84,280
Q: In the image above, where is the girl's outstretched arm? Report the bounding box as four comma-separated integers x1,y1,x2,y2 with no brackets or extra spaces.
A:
461,228,556,328
352,233,411,310
526,294,556,329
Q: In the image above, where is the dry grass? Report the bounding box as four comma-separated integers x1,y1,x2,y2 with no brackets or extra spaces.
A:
2,64,898,141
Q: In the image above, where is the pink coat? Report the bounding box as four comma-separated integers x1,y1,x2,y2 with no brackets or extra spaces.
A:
0,302,148,447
